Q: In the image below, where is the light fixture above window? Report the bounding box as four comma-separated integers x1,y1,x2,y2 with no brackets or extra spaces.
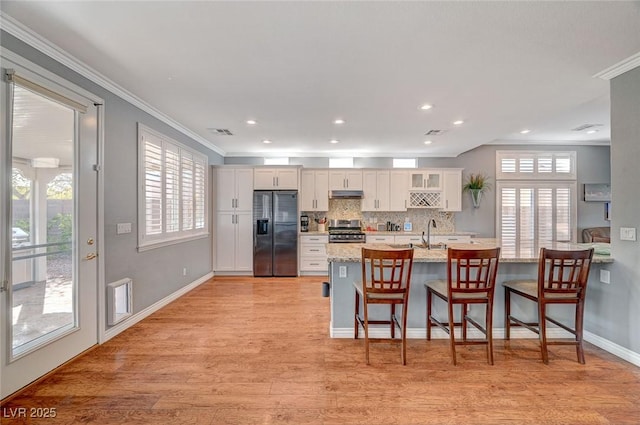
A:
420,104,433,110
453,120,464,125
424,140,433,145
31,157,59,168
330,139,339,144
262,139,272,144
246,120,257,125
334,119,345,125
520,129,531,134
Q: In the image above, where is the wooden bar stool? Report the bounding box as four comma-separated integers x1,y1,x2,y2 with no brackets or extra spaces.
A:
354,248,414,365
503,247,594,364
425,247,501,365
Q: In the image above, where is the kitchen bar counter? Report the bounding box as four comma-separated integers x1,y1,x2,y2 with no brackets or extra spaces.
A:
327,239,613,263
327,239,612,338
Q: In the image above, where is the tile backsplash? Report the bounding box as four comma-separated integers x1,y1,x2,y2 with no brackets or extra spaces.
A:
303,199,455,233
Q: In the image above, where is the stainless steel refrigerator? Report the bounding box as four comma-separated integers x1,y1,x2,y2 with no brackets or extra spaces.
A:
253,190,298,277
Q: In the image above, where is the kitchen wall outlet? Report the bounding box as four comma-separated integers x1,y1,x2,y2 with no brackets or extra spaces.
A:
116,223,132,234
339,266,347,278
620,227,637,241
182,267,187,276
600,269,610,284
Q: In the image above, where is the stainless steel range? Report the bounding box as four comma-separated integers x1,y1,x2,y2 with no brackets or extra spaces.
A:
328,219,366,243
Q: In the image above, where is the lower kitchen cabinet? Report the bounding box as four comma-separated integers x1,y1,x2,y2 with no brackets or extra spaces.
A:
299,234,329,274
215,211,253,272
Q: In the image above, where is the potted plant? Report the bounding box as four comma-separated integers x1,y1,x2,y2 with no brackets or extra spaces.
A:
463,173,492,208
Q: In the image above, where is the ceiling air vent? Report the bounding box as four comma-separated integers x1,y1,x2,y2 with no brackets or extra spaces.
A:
424,129,445,136
571,124,603,132
208,128,233,136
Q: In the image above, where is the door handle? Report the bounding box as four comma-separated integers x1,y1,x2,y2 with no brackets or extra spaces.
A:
84,253,97,261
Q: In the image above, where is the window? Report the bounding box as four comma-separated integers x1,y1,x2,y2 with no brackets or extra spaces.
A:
496,151,576,180
393,158,416,168
329,157,354,168
496,151,577,257
138,124,208,250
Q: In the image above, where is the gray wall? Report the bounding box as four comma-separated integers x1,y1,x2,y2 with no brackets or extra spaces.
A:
227,145,611,238
589,65,640,352
1,31,224,327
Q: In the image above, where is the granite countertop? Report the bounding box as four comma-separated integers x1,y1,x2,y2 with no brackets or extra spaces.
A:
364,231,476,236
326,239,613,263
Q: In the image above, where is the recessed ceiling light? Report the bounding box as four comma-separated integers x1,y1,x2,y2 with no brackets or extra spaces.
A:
334,119,345,125
453,120,464,125
246,120,257,125
420,104,433,110
520,129,531,134
586,129,599,134
330,139,339,144
262,139,272,144
423,140,433,145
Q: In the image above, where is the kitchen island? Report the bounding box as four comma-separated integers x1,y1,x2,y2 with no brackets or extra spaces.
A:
326,239,613,338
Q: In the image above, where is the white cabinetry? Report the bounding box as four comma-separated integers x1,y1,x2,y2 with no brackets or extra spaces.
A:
215,167,254,273
216,167,254,212
366,235,395,244
389,170,408,211
409,170,442,190
362,170,390,211
329,169,363,190
442,169,462,212
299,234,329,274
394,235,424,245
254,167,299,189
215,211,253,272
300,169,329,211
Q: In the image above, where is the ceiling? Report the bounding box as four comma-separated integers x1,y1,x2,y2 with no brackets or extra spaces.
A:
2,1,640,158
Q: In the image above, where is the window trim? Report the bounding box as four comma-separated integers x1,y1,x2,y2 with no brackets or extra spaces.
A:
496,150,576,180
137,124,209,252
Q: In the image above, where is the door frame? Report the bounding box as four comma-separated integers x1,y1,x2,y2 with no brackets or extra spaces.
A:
0,47,105,399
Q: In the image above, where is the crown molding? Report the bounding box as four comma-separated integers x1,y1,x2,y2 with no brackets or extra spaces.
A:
0,11,226,157
594,51,640,80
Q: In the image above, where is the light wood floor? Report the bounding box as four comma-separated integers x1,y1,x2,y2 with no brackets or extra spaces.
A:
3,276,640,424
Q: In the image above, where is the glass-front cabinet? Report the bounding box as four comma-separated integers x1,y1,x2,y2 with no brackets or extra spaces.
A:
409,170,442,190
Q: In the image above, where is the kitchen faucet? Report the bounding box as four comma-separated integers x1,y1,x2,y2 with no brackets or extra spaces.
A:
423,219,437,249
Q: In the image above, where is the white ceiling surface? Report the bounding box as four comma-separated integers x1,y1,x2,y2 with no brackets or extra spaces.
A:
2,1,640,158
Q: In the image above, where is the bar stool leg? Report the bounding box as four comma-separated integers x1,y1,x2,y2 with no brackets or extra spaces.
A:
504,288,511,340
576,299,586,364
448,301,457,365
354,291,360,339
426,289,433,340
539,301,549,364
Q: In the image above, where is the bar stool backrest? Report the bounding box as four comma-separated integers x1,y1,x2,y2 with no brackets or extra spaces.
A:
447,248,501,297
538,248,594,299
361,248,414,296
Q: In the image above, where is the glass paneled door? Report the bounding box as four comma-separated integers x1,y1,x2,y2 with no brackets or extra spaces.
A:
1,55,101,399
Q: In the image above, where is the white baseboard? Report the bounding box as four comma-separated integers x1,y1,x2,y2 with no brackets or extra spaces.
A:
331,325,640,366
331,325,572,340
584,331,640,367
103,272,213,342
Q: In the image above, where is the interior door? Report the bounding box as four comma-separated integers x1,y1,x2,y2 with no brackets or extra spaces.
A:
1,57,100,399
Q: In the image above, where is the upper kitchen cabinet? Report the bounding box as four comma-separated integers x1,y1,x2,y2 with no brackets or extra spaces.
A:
409,169,442,191
389,170,409,211
300,169,329,211
216,167,254,212
362,170,390,211
329,169,363,190
254,167,299,190
442,169,463,212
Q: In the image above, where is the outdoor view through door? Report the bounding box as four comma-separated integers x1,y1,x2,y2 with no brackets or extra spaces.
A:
11,85,76,356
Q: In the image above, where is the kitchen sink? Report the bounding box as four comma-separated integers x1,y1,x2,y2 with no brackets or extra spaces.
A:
388,243,447,250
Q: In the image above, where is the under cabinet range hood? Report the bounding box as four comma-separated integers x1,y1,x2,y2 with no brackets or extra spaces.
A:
329,190,364,199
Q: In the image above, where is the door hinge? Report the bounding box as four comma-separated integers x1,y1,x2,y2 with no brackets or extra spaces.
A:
0,280,8,292
93,164,101,171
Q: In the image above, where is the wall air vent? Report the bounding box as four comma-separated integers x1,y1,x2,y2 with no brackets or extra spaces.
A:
571,124,603,132
424,129,445,136
208,128,233,136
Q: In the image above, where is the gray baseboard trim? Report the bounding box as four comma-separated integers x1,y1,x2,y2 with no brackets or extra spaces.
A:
584,330,640,367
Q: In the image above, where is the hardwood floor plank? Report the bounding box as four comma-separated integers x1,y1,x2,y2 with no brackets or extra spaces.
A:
2,276,639,424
